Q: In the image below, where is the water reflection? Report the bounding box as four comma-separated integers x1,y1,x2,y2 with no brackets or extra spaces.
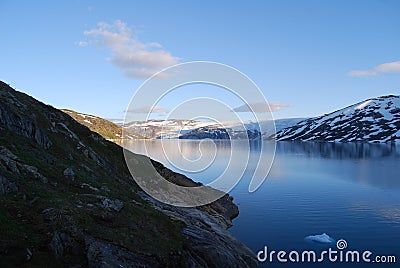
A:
126,140,400,188
274,142,400,189
126,139,400,263
125,140,400,189
276,141,400,159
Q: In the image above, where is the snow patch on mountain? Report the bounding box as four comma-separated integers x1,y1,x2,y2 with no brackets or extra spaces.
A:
275,95,400,143
125,118,305,140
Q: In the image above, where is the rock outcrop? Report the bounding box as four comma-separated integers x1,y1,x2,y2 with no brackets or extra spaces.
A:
0,93,52,149
0,175,18,195
139,191,258,267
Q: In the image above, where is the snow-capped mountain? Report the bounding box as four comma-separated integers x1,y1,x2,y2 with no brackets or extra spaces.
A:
179,118,304,140
124,118,305,140
178,125,262,140
124,119,218,139
125,119,259,140
275,95,400,143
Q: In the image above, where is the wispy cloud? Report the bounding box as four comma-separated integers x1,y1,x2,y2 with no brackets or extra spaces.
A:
233,102,292,113
76,41,88,47
347,61,400,77
125,105,169,114
82,20,180,79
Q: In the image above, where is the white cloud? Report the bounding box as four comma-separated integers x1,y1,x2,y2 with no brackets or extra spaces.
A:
77,41,88,47
125,105,169,114
83,20,180,79
233,102,292,113
347,61,400,77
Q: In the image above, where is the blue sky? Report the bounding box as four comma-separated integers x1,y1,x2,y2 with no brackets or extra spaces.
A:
0,0,399,120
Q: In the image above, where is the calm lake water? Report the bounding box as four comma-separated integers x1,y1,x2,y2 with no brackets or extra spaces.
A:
125,140,400,267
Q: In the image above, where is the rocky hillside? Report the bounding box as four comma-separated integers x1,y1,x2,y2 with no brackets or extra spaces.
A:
61,109,143,140
0,81,257,267
275,95,400,143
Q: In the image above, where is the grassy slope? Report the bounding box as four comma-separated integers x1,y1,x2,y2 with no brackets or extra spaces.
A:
61,109,144,140
0,82,186,267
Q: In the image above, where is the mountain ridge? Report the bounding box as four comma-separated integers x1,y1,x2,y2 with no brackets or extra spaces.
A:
61,109,144,141
275,95,400,143
125,118,305,140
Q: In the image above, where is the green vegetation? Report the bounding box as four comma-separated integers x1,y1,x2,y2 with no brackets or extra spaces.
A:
0,82,185,266
61,109,144,140
0,81,251,267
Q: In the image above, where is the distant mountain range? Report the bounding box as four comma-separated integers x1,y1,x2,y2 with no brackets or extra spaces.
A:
124,95,400,143
124,119,213,139
66,95,400,144
275,95,400,143
178,125,262,140
124,118,305,140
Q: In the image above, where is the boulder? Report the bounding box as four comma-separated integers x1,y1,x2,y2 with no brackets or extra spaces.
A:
0,175,18,195
85,236,159,268
100,198,124,212
63,167,75,181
